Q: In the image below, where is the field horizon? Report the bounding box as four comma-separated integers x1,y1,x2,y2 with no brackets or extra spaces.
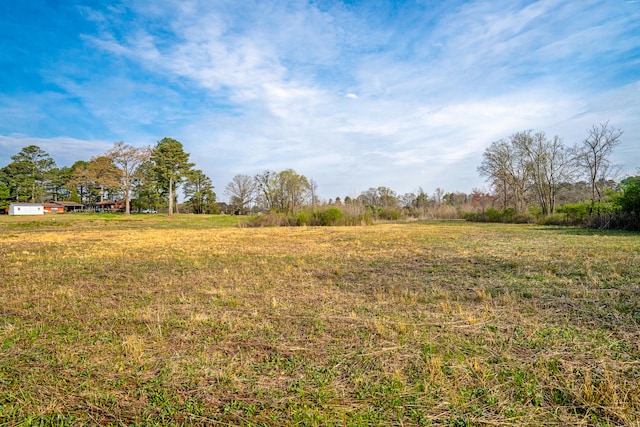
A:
1,214,639,426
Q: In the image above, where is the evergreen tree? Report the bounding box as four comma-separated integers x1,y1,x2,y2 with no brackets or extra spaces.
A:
150,138,194,216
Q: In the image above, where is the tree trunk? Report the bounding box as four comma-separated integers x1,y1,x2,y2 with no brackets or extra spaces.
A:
168,176,174,216
124,186,130,215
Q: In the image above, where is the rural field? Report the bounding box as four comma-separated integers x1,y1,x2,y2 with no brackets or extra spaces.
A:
1,214,639,426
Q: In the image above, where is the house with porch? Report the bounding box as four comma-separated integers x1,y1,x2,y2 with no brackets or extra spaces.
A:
43,201,84,213
56,201,84,212
84,200,126,212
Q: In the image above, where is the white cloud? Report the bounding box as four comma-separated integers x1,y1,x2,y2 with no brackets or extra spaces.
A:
1,0,638,200
0,135,112,166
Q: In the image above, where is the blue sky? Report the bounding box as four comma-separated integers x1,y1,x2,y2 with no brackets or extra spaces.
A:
1,0,639,201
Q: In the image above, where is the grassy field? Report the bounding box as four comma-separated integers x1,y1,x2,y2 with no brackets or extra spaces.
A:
1,214,639,426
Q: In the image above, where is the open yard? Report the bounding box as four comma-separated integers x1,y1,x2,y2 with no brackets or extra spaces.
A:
1,215,639,426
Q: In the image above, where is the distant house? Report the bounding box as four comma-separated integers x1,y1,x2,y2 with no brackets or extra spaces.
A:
43,201,84,213
85,200,126,212
217,202,230,214
56,201,84,212
43,202,64,213
9,203,44,215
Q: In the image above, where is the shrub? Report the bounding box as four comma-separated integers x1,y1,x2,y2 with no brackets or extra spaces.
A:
296,211,310,226
245,206,364,227
316,206,344,225
486,207,504,222
245,212,291,227
616,181,640,214
537,213,569,226
557,203,590,224
463,207,533,224
378,208,400,221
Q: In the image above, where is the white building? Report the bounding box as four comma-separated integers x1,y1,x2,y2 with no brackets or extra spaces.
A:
9,203,44,215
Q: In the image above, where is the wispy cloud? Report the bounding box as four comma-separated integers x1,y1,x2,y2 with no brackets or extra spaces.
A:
0,135,112,166
0,0,638,199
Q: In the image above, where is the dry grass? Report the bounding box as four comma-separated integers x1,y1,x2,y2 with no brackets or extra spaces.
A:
1,215,639,426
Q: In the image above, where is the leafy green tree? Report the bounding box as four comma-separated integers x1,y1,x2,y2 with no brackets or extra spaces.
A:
66,161,89,203
277,169,312,213
184,169,217,214
47,166,74,201
443,191,469,206
0,166,13,202
69,156,121,203
150,138,194,216
254,169,312,213
0,181,10,211
67,187,82,204
414,187,429,214
8,145,56,202
132,160,163,212
617,176,640,214
358,186,399,209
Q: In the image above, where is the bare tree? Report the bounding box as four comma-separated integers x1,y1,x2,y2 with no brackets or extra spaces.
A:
309,179,319,207
513,131,574,215
433,187,444,206
106,141,150,215
414,187,429,216
225,174,257,214
478,137,529,214
254,170,278,212
400,192,416,209
575,122,622,214
470,188,494,214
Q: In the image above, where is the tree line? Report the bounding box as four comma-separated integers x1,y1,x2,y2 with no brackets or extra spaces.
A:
478,122,621,215
1,123,638,228
476,121,640,229
0,136,488,221
0,138,214,216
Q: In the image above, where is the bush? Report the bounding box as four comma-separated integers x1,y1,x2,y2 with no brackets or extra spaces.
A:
316,206,344,225
296,211,310,226
537,213,569,226
557,202,591,224
244,212,289,227
616,181,640,214
378,208,400,221
244,206,365,227
463,207,533,224
486,207,504,222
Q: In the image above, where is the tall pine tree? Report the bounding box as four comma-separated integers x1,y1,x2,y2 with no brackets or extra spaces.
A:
150,138,194,216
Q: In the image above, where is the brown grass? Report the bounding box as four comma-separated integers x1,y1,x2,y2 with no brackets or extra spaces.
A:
0,215,639,425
